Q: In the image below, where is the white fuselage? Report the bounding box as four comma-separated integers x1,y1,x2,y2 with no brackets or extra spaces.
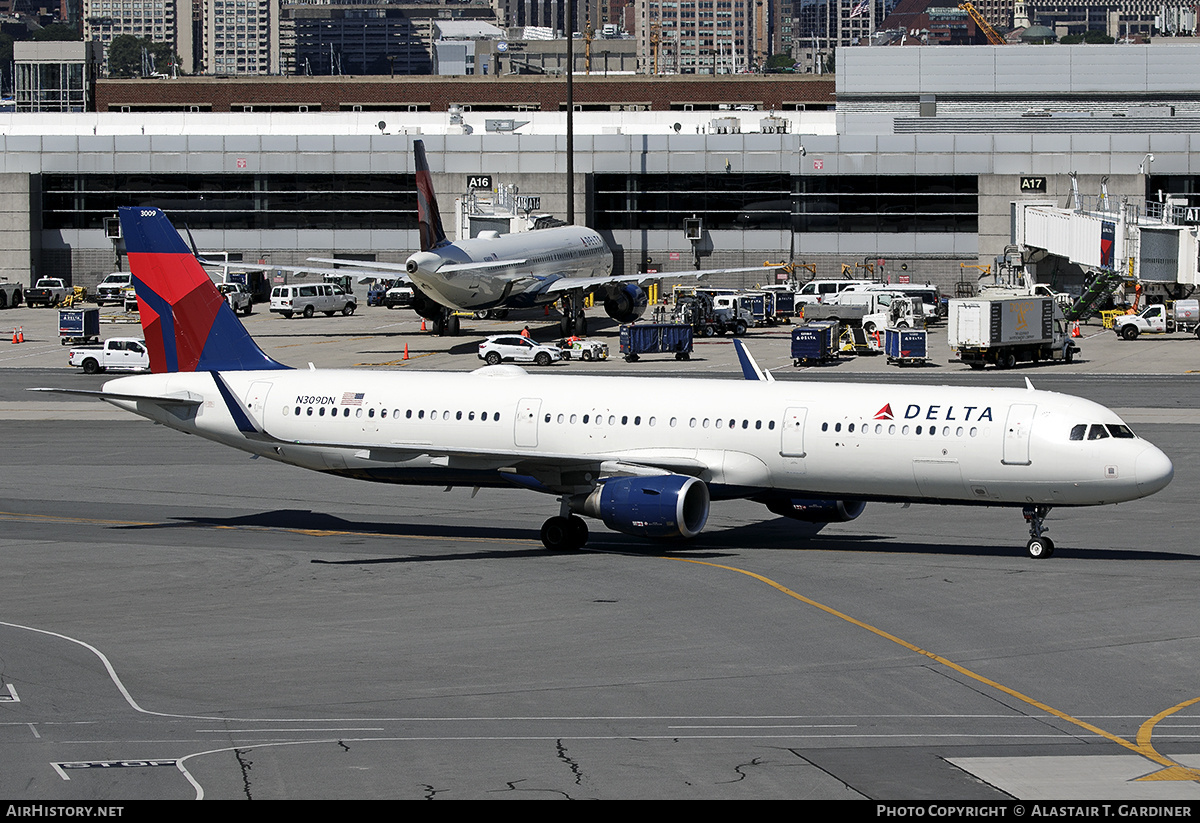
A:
102,367,1173,510
404,226,614,311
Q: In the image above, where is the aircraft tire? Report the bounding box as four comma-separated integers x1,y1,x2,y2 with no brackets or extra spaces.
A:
447,315,460,336
574,315,588,336
1027,537,1054,559
541,516,583,551
568,516,588,548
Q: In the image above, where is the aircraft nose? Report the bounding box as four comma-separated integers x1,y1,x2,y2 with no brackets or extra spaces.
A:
1135,445,1174,495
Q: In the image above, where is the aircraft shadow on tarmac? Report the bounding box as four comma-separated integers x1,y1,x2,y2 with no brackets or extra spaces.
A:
107,508,1200,563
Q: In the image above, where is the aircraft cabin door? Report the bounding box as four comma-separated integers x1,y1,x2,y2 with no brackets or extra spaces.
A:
514,397,542,448
1002,403,1037,466
780,406,808,474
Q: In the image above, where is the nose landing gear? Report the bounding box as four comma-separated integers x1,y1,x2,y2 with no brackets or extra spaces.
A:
1023,505,1054,559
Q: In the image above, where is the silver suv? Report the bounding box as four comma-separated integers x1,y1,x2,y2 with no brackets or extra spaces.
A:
270,283,356,318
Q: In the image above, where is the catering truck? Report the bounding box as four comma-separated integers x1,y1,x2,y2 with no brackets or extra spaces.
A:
948,290,1078,369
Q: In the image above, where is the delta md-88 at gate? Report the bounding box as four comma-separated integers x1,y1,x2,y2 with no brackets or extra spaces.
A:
36,207,1174,559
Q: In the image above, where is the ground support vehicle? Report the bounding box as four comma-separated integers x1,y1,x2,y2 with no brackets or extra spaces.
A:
217,283,254,316
884,327,929,366
1113,300,1200,340
383,285,414,309
0,281,22,309
58,307,100,346
25,278,70,307
803,290,917,333
794,279,875,307
68,338,150,373
620,323,693,362
791,322,839,366
477,334,562,366
557,337,609,361
948,292,1078,369
270,283,357,318
94,273,132,306
675,293,749,337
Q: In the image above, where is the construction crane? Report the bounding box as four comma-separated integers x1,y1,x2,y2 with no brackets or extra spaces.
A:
959,2,1007,46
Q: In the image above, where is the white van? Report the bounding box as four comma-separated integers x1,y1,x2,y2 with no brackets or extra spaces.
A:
270,283,357,318
795,279,875,306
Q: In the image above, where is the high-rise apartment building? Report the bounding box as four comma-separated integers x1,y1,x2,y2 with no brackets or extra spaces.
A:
636,0,764,74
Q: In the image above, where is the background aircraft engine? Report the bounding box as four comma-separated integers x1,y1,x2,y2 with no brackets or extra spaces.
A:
602,284,649,324
574,475,710,539
409,287,444,320
761,496,866,523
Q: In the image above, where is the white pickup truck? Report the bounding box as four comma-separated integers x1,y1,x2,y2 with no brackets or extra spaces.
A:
25,277,70,308
68,338,150,374
217,282,254,316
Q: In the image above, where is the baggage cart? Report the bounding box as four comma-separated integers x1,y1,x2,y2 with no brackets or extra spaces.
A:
620,323,693,362
58,307,100,346
791,321,839,366
885,327,928,366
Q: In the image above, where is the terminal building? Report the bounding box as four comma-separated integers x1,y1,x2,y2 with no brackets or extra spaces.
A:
4,43,1200,299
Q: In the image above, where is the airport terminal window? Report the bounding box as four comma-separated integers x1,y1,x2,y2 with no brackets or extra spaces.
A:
42,173,419,231
594,173,977,233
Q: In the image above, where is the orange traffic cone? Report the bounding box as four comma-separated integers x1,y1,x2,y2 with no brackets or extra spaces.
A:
1071,322,1081,338
9,328,16,344
17,327,23,343
420,318,427,332
403,343,409,360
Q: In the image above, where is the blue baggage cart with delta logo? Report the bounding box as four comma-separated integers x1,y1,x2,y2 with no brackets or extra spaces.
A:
885,327,928,366
791,321,839,366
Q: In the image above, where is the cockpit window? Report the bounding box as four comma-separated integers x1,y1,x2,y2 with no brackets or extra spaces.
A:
1087,424,1110,440
1106,424,1136,439
1070,424,1086,441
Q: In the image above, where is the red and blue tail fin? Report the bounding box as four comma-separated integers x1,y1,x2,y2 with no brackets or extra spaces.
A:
413,139,449,252
118,207,287,374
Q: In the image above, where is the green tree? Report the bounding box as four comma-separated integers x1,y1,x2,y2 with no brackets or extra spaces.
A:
107,35,176,77
32,24,81,41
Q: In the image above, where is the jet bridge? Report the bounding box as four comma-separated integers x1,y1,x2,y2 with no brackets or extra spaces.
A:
1013,197,1200,290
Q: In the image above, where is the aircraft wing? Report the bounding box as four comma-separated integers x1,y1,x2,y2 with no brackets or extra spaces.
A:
543,265,783,295
306,257,528,276
205,260,406,285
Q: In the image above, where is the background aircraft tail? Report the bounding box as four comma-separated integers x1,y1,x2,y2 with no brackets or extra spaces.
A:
118,206,288,373
414,139,448,252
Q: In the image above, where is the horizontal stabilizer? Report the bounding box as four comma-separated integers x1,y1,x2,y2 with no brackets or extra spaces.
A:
28,387,204,406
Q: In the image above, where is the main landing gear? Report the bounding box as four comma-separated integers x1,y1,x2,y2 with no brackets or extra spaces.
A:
559,291,588,337
1023,505,1054,559
540,498,590,551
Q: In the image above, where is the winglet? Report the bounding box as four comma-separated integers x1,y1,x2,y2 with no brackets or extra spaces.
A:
119,207,288,374
733,339,775,382
414,139,449,252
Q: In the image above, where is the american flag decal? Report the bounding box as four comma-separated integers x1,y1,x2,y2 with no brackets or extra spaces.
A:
341,392,365,406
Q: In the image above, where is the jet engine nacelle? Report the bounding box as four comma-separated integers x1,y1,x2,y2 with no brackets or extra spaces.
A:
761,496,866,523
409,286,444,320
602,283,649,324
573,474,710,539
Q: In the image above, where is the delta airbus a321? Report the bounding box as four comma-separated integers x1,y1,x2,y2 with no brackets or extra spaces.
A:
36,207,1174,558
308,139,771,337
